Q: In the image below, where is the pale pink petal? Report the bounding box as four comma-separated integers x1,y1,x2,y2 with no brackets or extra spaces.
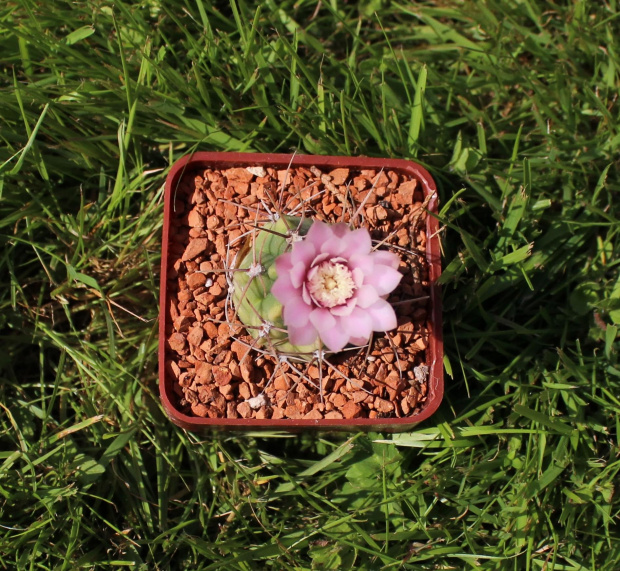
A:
275,252,293,274
319,322,351,352
309,252,330,268
301,283,312,305
341,307,373,340
308,308,336,333
320,235,345,256
372,250,400,269
282,296,312,328
271,275,296,303
290,239,316,266
364,266,402,295
330,297,357,316
352,267,364,287
349,253,374,275
288,324,319,346
349,336,370,346
306,220,332,247
367,299,398,331
340,228,372,258
331,223,349,238
355,284,379,308
290,261,307,288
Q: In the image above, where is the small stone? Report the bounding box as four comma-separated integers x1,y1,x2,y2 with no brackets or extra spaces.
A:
384,371,402,390
188,209,205,228
374,205,388,221
414,364,429,383
173,315,192,333
187,326,204,347
236,402,252,418
329,168,349,186
271,407,285,420
247,393,269,409
182,238,209,261
240,361,254,383
341,401,362,419
191,189,206,204
219,384,234,398
375,364,387,383
191,402,208,417
401,397,411,415
168,333,186,352
324,411,343,420
186,272,207,289
273,374,290,391
303,409,323,420
374,398,394,414
238,383,251,400
227,402,239,418
204,321,218,338
352,391,369,404
399,320,415,344
255,407,269,420
308,366,321,380
209,283,223,297
394,180,417,206
213,367,232,386
231,340,248,362
195,362,212,383
246,166,266,177
332,393,347,408
284,405,302,419
206,215,220,230
225,167,254,183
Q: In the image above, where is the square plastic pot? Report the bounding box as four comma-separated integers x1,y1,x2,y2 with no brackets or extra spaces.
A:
159,152,443,431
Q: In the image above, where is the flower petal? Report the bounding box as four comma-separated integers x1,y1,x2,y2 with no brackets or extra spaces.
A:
288,324,319,346
364,266,402,295
271,275,296,303
340,227,372,257
309,252,330,268
290,261,307,288
340,307,373,340
349,253,374,275
330,296,357,316
306,220,333,247
372,250,400,270
319,321,351,352
275,252,293,275
301,282,313,305
308,308,336,333
355,284,379,308
290,239,316,267
351,267,364,288
332,223,349,237
282,296,312,328
367,299,398,332
320,235,345,256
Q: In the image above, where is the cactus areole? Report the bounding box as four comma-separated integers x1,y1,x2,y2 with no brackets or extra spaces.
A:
232,217,403,354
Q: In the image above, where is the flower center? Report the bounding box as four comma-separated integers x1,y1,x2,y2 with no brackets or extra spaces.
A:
307,260,356,308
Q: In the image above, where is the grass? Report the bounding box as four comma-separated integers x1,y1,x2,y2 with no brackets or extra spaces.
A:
0,0,619,568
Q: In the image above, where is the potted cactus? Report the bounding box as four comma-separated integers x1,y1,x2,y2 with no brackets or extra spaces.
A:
159,152,443,430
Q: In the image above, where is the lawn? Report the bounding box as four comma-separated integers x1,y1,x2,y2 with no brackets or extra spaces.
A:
1,0,619,569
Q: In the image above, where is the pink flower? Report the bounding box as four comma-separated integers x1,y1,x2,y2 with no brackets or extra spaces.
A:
271,221,402,352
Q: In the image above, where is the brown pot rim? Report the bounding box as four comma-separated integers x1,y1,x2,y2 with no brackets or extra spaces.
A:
159,152,443,431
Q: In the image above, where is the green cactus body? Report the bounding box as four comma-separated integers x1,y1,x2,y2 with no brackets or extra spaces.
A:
232,215,320,357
